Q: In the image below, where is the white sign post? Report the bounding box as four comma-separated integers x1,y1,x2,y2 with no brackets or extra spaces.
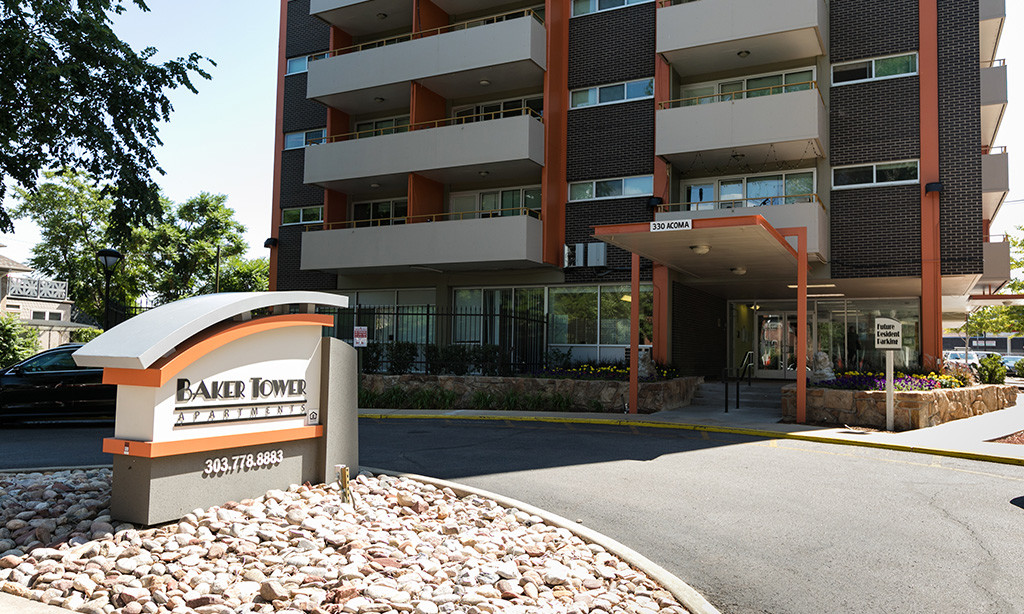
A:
874,317,903,431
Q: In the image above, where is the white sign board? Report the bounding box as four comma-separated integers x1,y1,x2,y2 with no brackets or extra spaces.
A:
650,219,692,232
875,318,902,349
353,326,368,348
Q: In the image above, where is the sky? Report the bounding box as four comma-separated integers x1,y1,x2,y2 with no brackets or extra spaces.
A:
1,2,1023,263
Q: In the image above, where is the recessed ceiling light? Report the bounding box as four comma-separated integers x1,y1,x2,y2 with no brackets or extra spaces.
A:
376,12,388,20
479,79,491,86
787,283,837,289
731,267,746,275
478,171,490,177
373,96,385,103
737,50,751,58
370,183,380,188
808,293,846,298
690,245,710,255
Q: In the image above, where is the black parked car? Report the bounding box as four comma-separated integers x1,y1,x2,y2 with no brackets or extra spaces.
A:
0,344,115,424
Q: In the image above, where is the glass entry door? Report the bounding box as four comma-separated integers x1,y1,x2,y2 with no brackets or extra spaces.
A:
756,312,810,379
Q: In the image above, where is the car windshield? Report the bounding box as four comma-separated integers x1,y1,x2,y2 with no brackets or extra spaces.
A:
20,350,81,372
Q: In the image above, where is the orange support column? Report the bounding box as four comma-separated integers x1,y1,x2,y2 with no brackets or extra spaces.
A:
541,0,569,267
653,55,672,205
268,0,290,291
408,174,444,221
413,0,449,35
410,82,446,130
324,106,350,225
779,227,808,423
920,0,942,369
629,253,640,414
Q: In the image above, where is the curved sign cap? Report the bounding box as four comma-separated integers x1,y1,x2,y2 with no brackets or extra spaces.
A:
72,291,349,370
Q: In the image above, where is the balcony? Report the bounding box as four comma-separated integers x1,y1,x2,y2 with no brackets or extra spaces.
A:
654,194,828,262
973,238,1011,293
983,147,1009,221
301,208,546,274
980,0,1005,65
1,277,69,301
981,62,1007,148
304,111,544,196
656,83,827,169
657,0,826,77
310,0,414,36
306,9,546,116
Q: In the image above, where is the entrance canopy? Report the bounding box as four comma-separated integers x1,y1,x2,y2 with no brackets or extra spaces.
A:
593,215,804,288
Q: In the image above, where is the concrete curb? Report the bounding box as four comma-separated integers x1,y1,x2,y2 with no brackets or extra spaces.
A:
365,466,721,614
359,412,1024,467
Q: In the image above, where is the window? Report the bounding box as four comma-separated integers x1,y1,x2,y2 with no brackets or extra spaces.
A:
833,53,918,85
678,68,814,106
682,170,816,210
281,206,324,225
283,129,326,150
570,78,654,109
832,160,919,189
568,176,653,201
352,200,408,227
453,96,543,124
572,0,653,17
21,349,81,372
449,186,541,218
31,311,45,320
48,312,62,321
286,52,329,75
353,115,410,138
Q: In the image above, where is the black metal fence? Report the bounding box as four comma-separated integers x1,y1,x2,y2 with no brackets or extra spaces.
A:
318,306,548,375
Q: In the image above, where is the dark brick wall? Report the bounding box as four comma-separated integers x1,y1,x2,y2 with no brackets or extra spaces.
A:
279,150,324,209
830,185,921,278
568,3,655,90
829,78,919,166
937,0,983,276
283,74,327,133
829,0,918,63
671,282,726,377
563,197,653,284
286,0,330,58
275,225,337,291
567,100,654,181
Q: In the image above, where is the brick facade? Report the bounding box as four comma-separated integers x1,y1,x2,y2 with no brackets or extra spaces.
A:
671,282,727,378
286,0,330,58
566,100,654,181
275,225,337,291
830,185,922,278
829,0,918,63
564,197,654,284
829,78,920,167
937,0,983,276
283,74,328,134
567,3,655,90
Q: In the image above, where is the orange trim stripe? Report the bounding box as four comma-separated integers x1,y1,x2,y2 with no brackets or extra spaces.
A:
103,426,323,458
103,314,335,388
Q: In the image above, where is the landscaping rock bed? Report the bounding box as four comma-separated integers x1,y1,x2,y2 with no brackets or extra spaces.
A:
362,375,702,414
781,384,1018,431
0,469,691,614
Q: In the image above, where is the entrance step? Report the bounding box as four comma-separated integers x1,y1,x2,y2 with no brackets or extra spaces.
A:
693,380,786,409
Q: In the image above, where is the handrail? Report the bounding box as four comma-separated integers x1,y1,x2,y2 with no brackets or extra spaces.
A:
660,80,821,110
316,8,543,59
306,206,542,231
983,145,1007,155
721,351,754,413
320,107,543,144
981,59,1006,68
658,193,826,214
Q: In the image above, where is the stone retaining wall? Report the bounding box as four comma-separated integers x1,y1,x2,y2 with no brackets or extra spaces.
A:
362,374,703,414
781,384,1018,431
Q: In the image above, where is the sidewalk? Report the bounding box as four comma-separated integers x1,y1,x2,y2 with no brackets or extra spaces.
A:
360,395,1024,466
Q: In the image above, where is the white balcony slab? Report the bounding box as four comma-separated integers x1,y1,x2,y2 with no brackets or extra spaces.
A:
657,0,826,77
983,151,1009,221
981,64,1007,148
301,215,545,274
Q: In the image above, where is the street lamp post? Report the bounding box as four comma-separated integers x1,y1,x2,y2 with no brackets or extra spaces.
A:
96,248,123,330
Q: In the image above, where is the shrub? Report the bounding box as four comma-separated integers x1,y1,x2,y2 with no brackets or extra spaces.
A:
439,344,472,376
386,341,418,375
474,345,501,376
362,342,383,374
424,345,443,375
470,390,498,410
69,328,103,343
0,315,39,368
1014,361,1024,378
977,354,1007,385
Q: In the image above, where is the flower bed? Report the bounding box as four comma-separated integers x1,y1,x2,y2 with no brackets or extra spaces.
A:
816,371,965,391
361,374,702,414
782,383,1018,431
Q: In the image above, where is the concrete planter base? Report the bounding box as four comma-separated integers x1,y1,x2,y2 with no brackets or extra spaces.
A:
362,374,703,414
781,384,1019,431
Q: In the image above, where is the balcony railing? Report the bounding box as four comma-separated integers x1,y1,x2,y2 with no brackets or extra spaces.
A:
657,193,825,213
660,81,823,109
314,106,543,145
982,58,1006,68
307,206,542,231
984,145,1007,154
315,8,544,59
2,277,68,300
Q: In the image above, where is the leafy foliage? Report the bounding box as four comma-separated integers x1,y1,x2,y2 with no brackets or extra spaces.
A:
0,0,212,240
69,328,104,344
0,315,39,368
198,257,268,294
977,354,1007,385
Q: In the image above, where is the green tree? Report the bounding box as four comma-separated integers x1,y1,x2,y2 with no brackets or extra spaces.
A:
0,0,212,240
0,315,40,368
11,170,156,322
147,193,247,302
199,257,269,294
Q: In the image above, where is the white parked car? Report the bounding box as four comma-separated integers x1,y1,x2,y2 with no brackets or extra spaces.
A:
944,350,980,367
